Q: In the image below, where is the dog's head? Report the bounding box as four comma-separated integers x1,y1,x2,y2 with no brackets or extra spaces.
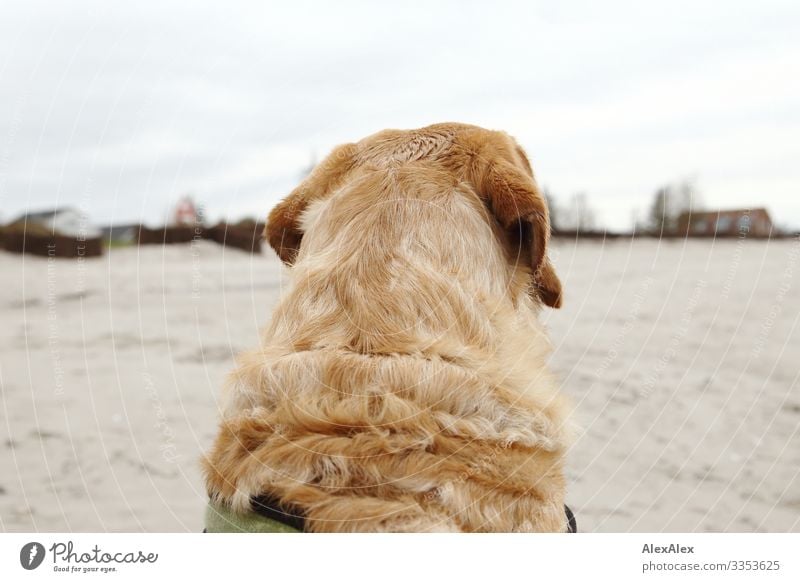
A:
265,123,562,308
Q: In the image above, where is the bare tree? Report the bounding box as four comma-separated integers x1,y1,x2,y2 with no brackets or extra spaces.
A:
562,192,596,232
677,178,702,214
542,187,560,233
646,178,702,235
647,186,672,234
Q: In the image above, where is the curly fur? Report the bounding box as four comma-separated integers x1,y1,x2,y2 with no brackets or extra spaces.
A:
203,123,572,532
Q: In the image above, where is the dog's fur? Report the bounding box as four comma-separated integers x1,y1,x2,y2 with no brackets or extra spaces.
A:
203,123,572,532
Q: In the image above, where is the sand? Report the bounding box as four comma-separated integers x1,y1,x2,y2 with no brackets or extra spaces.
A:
1,238,798,532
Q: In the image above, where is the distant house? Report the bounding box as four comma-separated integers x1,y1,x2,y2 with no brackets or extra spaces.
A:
677,208,773,238
100,223,141,245
10,207,101,238
172,196,199,226
4,207,103,257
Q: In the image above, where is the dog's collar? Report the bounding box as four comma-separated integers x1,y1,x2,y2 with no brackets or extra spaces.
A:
250,494,306,532
204,499,301,533
565,504,577,533
248,496,577,533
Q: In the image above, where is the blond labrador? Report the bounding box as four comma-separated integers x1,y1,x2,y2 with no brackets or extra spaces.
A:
204,123,572,532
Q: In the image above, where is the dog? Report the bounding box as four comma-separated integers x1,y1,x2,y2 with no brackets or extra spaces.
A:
203,122,572,532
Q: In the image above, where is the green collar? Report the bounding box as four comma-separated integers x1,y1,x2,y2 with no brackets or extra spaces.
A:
205,502,301,533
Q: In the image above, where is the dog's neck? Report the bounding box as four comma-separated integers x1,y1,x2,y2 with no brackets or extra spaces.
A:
267,256,536,366
266,175,543,364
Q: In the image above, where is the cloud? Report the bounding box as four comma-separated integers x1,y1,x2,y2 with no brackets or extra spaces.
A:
0,0,798,229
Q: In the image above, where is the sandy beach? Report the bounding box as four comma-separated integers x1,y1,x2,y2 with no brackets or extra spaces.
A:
1,238,798,532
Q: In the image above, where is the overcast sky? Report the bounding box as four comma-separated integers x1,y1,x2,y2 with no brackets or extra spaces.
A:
1,0,798,230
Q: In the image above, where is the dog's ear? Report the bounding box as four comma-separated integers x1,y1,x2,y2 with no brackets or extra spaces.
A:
266,143,357,264
473,141,563,308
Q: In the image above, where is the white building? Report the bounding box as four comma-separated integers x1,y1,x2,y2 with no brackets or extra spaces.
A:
14,207,101,238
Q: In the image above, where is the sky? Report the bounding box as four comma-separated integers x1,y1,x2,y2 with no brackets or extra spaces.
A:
1,0,798,231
